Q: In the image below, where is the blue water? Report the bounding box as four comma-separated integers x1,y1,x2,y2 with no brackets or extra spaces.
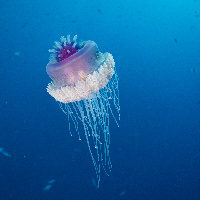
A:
0,0,200,199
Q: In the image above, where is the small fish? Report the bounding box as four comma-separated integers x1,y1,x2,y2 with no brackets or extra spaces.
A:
43,179,55,191
48,179,55,184
119,190,126,196
0,148,11,157
43,184,52,191
2,152,11,157
174,38,178,43
14,52,20,56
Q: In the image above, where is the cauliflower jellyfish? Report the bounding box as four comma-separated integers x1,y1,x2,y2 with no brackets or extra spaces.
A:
46,35,120,187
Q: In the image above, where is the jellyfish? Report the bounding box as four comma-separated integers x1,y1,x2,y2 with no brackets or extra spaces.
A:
46,35,120,187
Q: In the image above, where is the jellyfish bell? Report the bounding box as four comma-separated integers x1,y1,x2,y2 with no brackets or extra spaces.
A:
47,35,115,103
46,35,120,187
47,38,100,88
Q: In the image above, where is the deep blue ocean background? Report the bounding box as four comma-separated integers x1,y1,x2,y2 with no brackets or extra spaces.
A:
0,0,200,199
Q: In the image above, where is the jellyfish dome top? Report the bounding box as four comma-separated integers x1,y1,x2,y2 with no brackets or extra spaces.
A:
46,35,120,187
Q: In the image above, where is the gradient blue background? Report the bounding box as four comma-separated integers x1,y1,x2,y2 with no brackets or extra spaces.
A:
0,0,200,199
